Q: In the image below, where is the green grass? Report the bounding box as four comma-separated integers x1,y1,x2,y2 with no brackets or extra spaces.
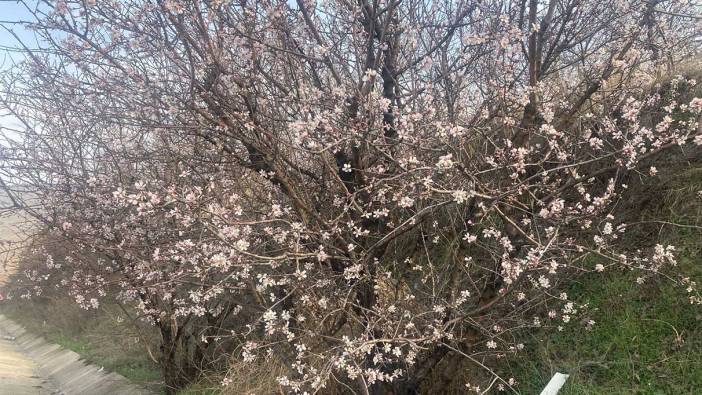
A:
177,383,222,395
52,334,162,385
505,270,702,394
502,165,702,394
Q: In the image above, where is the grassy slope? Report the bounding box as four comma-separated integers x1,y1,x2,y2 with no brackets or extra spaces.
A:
2,174,699,395
1,160,699,395
502,166,702,394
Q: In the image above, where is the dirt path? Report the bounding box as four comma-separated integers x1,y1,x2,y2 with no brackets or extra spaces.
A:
0,210,25,285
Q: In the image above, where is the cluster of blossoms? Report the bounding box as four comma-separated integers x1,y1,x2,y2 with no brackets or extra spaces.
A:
1,0,701,393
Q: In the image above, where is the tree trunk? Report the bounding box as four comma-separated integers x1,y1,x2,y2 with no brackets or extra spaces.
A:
160,323,189,395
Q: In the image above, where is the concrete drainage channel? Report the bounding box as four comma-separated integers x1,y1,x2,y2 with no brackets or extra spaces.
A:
0,314,152,395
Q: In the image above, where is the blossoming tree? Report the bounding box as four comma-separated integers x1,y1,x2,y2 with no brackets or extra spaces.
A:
1,0,701,393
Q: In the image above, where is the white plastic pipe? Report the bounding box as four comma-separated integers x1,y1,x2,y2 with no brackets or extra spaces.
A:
539,372,569,395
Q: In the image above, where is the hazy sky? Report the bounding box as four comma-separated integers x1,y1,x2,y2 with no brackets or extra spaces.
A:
0,1,35,134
